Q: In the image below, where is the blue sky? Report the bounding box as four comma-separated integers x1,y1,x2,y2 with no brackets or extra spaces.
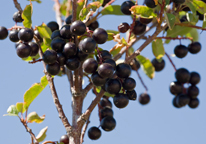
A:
0,0,206,144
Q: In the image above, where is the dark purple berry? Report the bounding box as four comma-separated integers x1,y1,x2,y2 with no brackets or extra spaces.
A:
76,49,88,61
152,58,165,72
113,93,129,108
189,72,200,85
188,98,199,108
28,42,39,56
46,62,60,75
34,30,43,43
145,0,157,8
51,37,66,52
47,21,59,32
122,77,136,91
18,28,34,42
97,50,112,62
51,30,61,39
88,127,101,140
83,58,98,74
60,25,72,39
103,59,116,70
13,11,23,23
91,72,107,86
92,28,108,44
176,94,190,107
118,22,130,33
98,63,114,78
175,68,190,83
100,107,113,119
79,37,96,54
139,17,153,24
100,97,112,108
174,44,188,58
120,1,135,15
60,134,69,144
130,59,140,71
88,21,99,31
180,15,188,23
57,53,66,66
139,93,150,105
187,85,199,98
116,63,131,78
65,57,80,70
173,96,181,108
42,49,57,64
133,21,146,35
102,0,111,7
9,30,19,42
105,79,121,94
100,116,116,131
0,26,8,40
16,43,32,58
65,15,72,24
126,90,137,100
70,20,86,36
188,42,201,54
63,42,77,58
169,81,183,95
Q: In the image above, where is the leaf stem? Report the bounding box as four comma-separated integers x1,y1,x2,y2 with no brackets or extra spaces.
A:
165,52,176,71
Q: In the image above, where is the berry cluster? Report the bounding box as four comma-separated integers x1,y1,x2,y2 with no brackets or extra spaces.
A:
170,68,200,108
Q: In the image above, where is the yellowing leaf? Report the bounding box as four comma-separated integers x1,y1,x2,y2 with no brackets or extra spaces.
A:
36,126,48,142
27,112,45,123
16,102,24,113
22,4,33,28
152,39,165,59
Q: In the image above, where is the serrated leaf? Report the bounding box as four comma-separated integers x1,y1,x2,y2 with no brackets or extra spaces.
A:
185,28,199,41
36,126,48,142
101,5,123,15
28,0,42,3
37,25,52,39
22,4,33,28
152,39,165,59
23,76,48,113
164,12,176,30
3,105,19,116
16,102,23,113
130,5,157,18
136,55,155,79
27,112,45,123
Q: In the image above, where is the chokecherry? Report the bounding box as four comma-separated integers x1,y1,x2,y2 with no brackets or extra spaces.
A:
70,20,86,36
82,58,98,74
113,93,129,108
42,49,57,64
18,28,34,42
92,28,108,44
88,127,101,140
100,116,116,131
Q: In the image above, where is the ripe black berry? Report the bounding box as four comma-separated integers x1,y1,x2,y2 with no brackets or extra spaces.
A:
97,50,112,62
88,127,101,140
47,21,59,32
46,62,60,75
0,26,8,40
76,49,88,61
18,28,34,42
51,30,61,39
187,85,199,98
83,58,98,74
116,63,131,78
175,94,190,107
152,58,165,72
98,63,114,78
172,96,181,108
100,107,113,119
60,25,72,39
105,79,121,94
63,42,77,58
169,81,183,95
123,77,136,91
91,72,107,86
118,22,130,33
13,11,23,23
139,93,150,105
60,134,69,144
189,72,200,85
172,0,185,4
34,30,43,43
51,37,66,52
180,15,188,23
126,90,137,100
43,49,57,64
28,42,39,56
139,17,153,24
88,21,99,31
121,1,135,15
130,59,140,71
113,93,129,108
188,42,201,54
92,28,108,44
188,98,199,108
100,97,112,108
70,20,86,36
9,30,19,42
16,43,32,58
174,44,188,58
100,116,116,131
145,0,157,8
79,37,96,54
57,53,66,66
102,0,111,7
133,21,146,35
65,57,80,70
175,68,190,83
65,15,72,24
103,59,116,70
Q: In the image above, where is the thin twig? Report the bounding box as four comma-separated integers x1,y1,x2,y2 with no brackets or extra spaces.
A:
83,82,94,98
83,73,92,82
54,0,62,28
136,71,148,92
80,115,90,144
165,52,177,71
155,36,193,41
13,0,23,12
176,23,206,31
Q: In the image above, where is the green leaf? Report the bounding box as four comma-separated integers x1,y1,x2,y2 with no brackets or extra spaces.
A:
136,55,155,79
164,12,176,30
110,46,121,57
22,54,40,62
22,4,33,28
152,39,165,59
130,5,157,18
77,0,85,20
37,25,52,39
36,126,48,142
28,0,42,3
16,102,23,113
107,33,114,41
166,25,192,37
27,112,45,123
202,14,206,28
186,13,199,25
121,37,128,46
106,30,119,35
192,0,206,14
185,28,199,41
23,76,48,113
101,5,123,15
3,105,19,116
96,87,114,97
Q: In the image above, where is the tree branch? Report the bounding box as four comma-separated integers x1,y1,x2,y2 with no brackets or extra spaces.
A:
13,0,23,12
80,115,90,144
65,67,74,88
54,0,62,28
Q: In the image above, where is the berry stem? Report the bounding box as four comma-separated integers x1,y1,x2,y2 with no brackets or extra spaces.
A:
28,58,43,64
136,71,148,92
165,52,177,71
96,47,103,63
8,26,24,31
83,72,92,82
